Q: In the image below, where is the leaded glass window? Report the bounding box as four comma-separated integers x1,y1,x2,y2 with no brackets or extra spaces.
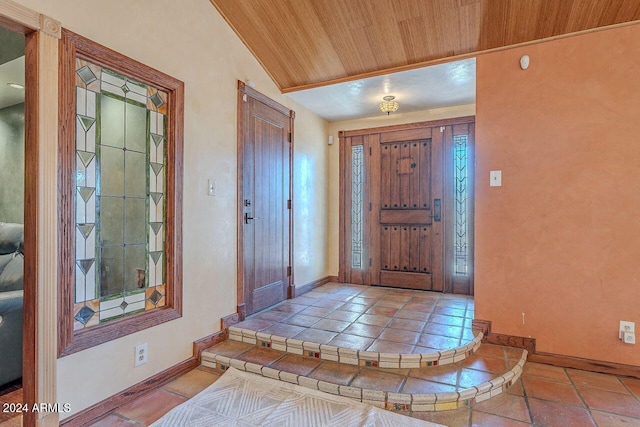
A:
454,135,469,276
73,59,169,329
351,145,364,269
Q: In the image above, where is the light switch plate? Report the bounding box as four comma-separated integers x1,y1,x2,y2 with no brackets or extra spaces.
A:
490,170,502,187
208,178,216,196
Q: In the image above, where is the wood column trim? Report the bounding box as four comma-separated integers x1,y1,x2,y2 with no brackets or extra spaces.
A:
0,0,60,38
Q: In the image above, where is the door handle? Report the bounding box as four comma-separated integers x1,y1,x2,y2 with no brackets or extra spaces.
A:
244,213,261,224
430,199,441,222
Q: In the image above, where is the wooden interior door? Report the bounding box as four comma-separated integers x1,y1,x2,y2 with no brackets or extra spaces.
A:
238,82,293,316
339,118,475,294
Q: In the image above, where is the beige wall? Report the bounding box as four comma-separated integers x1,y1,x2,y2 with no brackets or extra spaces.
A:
14,0,329,417
475,23,640,366
326,104,476,276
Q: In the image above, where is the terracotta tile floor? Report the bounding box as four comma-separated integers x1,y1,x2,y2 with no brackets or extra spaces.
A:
11,283,639,427
240,283,477,353
207,339,521,394
90,358,640,426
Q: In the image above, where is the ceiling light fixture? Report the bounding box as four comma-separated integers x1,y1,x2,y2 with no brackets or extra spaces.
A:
6,83,24,90
379,95,399,115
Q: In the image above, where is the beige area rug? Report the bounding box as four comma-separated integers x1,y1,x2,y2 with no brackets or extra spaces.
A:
151,367,443,427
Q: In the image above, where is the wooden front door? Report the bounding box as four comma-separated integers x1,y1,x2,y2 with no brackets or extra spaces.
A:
339,118,475,294
371,127,444,290
238,82,293,316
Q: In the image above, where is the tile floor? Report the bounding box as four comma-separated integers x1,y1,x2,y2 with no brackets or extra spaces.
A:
88,360,640,426
237,283,476,354
4,283,640,426
205,339,524,395
0,382,22,427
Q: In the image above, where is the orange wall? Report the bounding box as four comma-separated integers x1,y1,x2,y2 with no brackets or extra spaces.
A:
475,23,640,366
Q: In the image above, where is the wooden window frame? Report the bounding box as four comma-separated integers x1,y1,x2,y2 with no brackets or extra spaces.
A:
57,29,184,357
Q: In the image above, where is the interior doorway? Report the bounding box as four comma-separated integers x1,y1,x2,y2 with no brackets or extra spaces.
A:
237,82,294,318
339,117,475,295
0,25,25,423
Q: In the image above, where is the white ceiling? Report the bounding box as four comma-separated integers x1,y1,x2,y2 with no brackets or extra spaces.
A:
286,58,476,122
0,56,25,109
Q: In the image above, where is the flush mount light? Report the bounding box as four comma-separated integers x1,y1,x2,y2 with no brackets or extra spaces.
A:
379,95,399,115
6,83,24,90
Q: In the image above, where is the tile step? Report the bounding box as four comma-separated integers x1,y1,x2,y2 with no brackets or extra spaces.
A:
228,325,483,368
201,341,526,412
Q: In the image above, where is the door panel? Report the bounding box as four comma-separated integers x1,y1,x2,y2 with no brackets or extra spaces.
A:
374,133,441,290
241,91,291,316
339,118,475,294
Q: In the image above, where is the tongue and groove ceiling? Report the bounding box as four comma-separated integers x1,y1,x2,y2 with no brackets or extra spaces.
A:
209,0,640,93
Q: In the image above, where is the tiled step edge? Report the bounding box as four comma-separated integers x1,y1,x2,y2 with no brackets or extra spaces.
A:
228,325,483,368
201,348,527,412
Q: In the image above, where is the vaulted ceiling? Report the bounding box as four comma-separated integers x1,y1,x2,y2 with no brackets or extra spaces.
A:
209,0,640,92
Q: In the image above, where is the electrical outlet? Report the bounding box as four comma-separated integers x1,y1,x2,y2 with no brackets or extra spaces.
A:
135,343,148,367
620,321,635,339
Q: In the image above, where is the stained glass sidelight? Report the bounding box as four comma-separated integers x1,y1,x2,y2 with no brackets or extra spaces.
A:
351,145,364,269
453,135,469,276
73,58,168,330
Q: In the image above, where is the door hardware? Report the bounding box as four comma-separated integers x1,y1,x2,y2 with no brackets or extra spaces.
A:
430,199,441,221
244,213,261,224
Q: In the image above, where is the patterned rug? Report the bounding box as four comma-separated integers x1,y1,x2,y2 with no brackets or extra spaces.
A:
151,367,443,427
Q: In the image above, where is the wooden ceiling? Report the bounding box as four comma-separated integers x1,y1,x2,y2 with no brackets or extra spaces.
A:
209,0,640,92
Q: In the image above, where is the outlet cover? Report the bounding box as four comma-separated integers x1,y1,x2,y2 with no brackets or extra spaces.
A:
619,321,635,339
135,343,148,367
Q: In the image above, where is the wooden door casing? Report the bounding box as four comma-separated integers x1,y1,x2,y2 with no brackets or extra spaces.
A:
339,117,475,294
238,82,293,317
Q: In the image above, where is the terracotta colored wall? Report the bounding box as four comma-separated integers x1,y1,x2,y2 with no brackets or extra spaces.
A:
475,24,640,366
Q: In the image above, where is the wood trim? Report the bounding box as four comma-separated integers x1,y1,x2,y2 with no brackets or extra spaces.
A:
236,84,246,314
340,116,475,138
238,81,290,116
220,312,239,331
192,330,227,362
484,332,536,355
0,0,60,37
528,352,640,380
291,275,333,298
22,28,38,427
57,29,185,357
59,357,198,427
337,133,346,283
236,303,246,322
471,319,491,336
288,110,295,298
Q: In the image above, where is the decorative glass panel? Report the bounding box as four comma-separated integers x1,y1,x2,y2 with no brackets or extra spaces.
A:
453,135,469,276
73,58,168,329
351,145,364,269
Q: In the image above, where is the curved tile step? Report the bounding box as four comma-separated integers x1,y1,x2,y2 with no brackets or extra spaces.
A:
202,341,527,412
228,325,484,368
